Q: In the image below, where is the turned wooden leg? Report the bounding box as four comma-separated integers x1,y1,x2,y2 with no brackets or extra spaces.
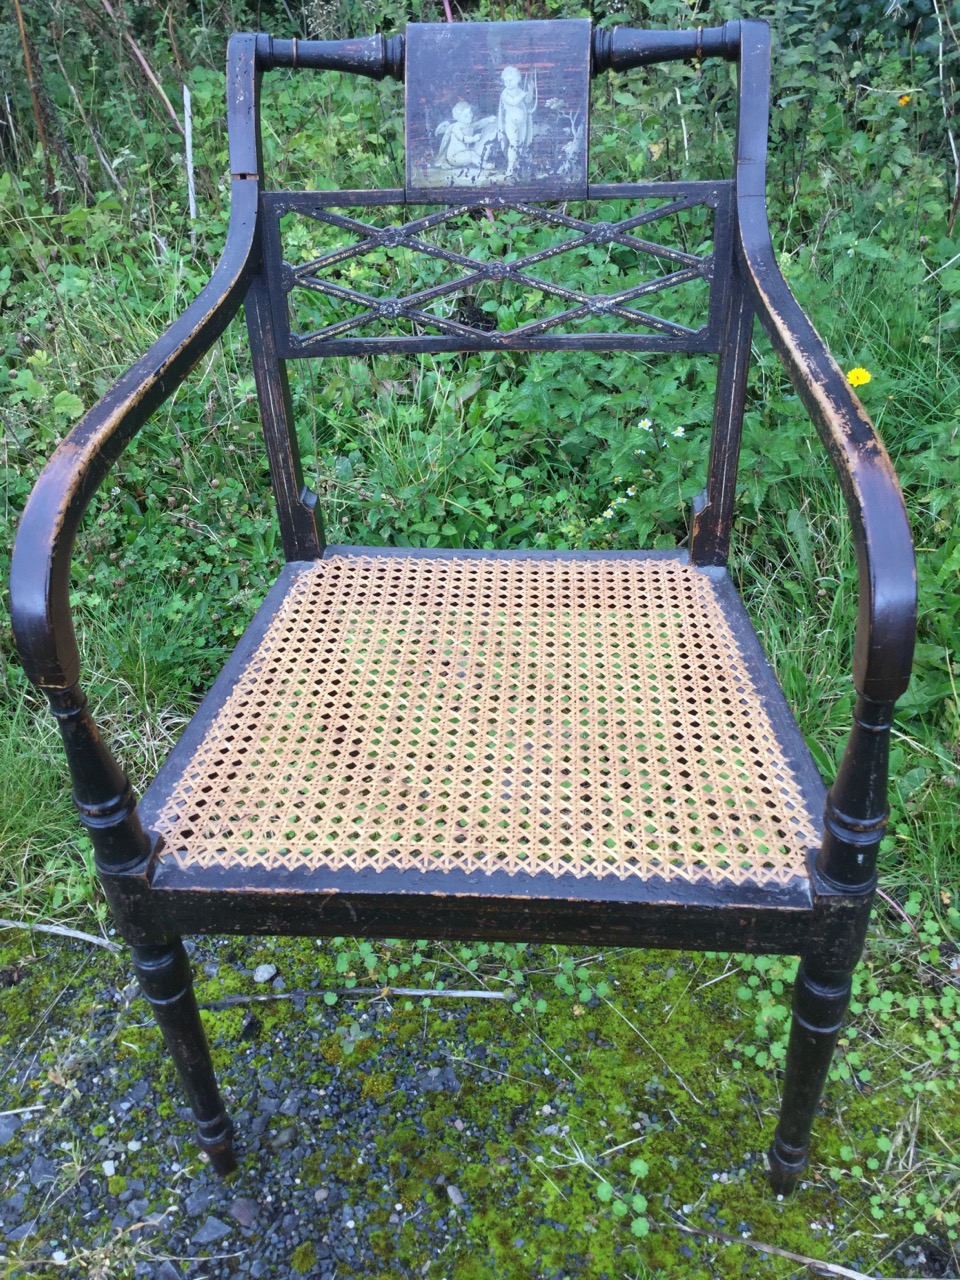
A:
768,960,852,1194
132,941,236,1175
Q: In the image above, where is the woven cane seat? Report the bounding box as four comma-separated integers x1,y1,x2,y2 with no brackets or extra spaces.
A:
147,552,820,887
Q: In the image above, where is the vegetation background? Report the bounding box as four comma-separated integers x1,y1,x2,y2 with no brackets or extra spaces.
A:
0,0,958,1275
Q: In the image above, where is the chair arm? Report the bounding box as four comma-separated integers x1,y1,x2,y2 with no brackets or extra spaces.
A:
10,180,259,691
737,203,916,705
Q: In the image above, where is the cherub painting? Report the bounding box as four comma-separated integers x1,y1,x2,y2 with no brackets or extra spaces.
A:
434,101,498,177
497,66,537,179
405,20,590,199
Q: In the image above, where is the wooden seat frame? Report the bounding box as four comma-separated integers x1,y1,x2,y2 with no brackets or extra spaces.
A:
10,19,916,1195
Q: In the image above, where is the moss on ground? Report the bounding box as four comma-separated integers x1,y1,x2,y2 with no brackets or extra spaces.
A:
0,929,957,1278
289,1241,317,1272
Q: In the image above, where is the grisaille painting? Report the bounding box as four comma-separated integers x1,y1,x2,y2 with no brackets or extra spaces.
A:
405,20,591,201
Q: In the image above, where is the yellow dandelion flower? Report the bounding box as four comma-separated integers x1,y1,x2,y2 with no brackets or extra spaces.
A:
847,367,872,388
898,94,912,107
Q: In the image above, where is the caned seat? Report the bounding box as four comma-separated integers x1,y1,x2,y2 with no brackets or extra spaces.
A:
145,552,821,887
11,17,915,1195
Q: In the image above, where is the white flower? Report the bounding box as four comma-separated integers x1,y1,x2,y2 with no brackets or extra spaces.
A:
626,486,636,497
639,417,653,430
671,426,685,437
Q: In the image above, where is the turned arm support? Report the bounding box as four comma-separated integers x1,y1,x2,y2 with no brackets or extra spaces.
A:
8,185,258,869
8,37,266,875
741,224,915,887
734,22,915,707
739,215,916,704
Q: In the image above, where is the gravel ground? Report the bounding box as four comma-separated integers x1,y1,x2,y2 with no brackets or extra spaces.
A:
0,932,600,1280
1,931,956,1280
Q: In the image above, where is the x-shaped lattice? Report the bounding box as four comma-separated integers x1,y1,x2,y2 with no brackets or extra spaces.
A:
280,195,714,344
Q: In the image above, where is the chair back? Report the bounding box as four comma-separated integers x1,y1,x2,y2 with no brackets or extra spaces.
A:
228,20,769,564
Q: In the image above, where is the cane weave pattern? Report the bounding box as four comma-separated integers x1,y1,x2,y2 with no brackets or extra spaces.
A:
153,555,818,884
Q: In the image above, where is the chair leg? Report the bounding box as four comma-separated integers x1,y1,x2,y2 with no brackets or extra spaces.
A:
768,959,852,1194
131,940,236,1175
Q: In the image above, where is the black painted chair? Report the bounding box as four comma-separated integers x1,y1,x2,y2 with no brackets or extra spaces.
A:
10,19,915,1193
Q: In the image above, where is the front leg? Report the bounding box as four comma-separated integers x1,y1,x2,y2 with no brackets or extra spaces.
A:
132,940,236,1175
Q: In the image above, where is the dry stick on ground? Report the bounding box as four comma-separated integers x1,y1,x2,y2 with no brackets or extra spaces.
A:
96,0,185,139
198,987,517,1010
599,993,704,1105
672,1222,917,1280
875,886,923,939
0,918,121,953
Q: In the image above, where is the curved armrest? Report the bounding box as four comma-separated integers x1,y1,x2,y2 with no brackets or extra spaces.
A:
10,179,259,689
737,207,916,703
734,21,915,706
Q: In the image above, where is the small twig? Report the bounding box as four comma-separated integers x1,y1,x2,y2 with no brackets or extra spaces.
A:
53,50,125,195
2,91,21,170
674,85,690,165
521,1149,569,1202
97,0,185,138
923,247,960,281
695,961,740,992
671,1222,915,1280
523,1027,584,1084
931,0,960,234
596,1133,647,1159
0,918,120,953
875,888,920,939
449,1056,538,1090
199,986,516,1010
11,0,54,192
0,1105,46,1117
662,957,705,1024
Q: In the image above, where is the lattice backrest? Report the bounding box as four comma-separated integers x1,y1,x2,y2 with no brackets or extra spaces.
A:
262,186,732,357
